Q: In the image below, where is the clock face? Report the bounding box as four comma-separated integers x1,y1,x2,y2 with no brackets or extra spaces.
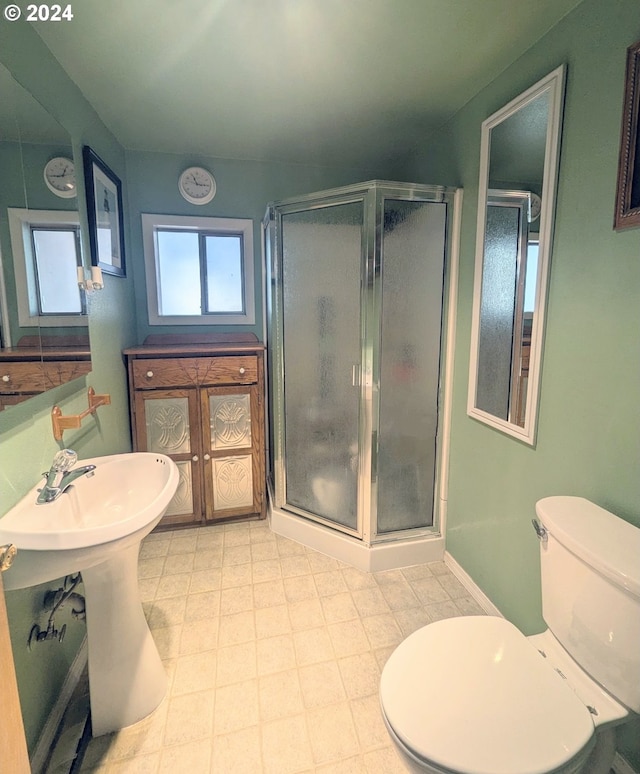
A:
44,156,76,198
529,192,542,221
179,166,216,205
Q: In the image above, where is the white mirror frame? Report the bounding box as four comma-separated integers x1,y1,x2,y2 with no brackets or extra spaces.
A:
467,65,566,446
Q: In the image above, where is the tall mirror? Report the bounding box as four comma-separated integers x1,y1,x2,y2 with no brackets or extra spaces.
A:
468,65,566,445
0,63,91,409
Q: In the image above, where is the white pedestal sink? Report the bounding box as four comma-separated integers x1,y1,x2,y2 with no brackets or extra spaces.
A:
0,452,179,736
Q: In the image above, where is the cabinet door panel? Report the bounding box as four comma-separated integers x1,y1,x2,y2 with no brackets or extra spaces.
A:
164,460,195,518
211,454,254,510
144,395,192,454
208,392,253,450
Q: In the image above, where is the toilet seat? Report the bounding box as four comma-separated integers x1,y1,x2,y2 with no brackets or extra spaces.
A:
380,616,596,774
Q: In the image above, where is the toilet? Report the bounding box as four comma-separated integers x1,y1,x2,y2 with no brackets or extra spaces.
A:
380,496,640,774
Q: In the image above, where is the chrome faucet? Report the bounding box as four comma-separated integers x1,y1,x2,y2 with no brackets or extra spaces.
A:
37,449,96,504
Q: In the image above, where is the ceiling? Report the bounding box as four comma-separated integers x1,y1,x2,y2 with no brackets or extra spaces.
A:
35,0,584,169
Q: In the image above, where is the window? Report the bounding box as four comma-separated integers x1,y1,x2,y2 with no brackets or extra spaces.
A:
32,227,84,315
8,208,86,328
142,214,255,325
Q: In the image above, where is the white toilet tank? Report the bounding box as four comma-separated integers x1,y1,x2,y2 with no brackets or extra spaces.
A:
536,496,640,713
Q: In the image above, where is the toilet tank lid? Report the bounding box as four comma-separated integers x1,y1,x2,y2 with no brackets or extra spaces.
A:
536,496,640,597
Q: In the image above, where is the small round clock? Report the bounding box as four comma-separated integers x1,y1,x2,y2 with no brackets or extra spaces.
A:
178,166,216,205
529,192,542,221
44,156,76,198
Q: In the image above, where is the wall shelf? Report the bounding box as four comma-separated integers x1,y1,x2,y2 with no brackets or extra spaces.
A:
51,387,111,442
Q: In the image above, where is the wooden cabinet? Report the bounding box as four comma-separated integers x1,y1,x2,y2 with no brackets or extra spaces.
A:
0,342,91,411
124,335,266,530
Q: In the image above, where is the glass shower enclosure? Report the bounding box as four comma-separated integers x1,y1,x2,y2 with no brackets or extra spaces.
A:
265,181,456,549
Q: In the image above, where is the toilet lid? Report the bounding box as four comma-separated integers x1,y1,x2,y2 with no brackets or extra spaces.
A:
380,616,594,774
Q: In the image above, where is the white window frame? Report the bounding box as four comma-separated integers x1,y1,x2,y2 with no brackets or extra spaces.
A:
142,213,255,326
8,207,86,328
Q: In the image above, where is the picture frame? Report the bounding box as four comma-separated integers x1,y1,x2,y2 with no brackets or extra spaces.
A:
83,146,126,276
614,39,640,231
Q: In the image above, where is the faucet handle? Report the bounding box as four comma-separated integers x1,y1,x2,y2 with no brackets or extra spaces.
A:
52,449,78,471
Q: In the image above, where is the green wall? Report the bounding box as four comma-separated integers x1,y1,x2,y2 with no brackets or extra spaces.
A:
0,23,136,754
125,149,395,344
406,0,640,765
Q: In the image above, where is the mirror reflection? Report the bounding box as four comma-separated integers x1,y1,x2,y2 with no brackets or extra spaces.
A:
0,63,91,409
468,65,566,444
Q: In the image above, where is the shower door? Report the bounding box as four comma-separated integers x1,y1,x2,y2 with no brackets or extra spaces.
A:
271,195,366,534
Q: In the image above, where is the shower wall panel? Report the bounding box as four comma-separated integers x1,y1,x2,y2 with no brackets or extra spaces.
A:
376,199,447,533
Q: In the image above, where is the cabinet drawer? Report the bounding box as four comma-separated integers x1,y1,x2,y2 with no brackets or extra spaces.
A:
0,360,91,394
131,356,258,389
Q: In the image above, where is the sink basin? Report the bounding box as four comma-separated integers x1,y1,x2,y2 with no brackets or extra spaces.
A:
0,452,178,590
0,452,179,735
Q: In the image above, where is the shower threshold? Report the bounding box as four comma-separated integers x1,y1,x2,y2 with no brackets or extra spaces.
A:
268,497,444,573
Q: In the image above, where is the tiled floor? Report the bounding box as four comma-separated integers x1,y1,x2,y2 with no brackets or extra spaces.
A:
77,519,484,773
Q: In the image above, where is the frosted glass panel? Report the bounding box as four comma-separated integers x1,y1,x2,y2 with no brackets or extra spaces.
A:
212,455,253,510
144,397,191,454
209,393,252,449
377,201,447,533
165,461,193,517
476,205,520,420
281,202,362,529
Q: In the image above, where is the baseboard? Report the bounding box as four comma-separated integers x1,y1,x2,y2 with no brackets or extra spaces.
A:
443,551,503,617
613,752,639,774
30,636,88,774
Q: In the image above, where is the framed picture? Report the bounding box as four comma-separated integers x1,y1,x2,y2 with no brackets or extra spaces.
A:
83,146,126,276
614,39,640,231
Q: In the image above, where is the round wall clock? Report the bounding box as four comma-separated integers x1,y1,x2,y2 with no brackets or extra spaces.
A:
178,166,216,205
44,156,76,198
529,192,542,221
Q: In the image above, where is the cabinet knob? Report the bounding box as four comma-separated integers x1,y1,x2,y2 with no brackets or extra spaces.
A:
239,367,246,375
203,453,211,461
1,375,9,383
192,455,199,462
146,370,154,378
